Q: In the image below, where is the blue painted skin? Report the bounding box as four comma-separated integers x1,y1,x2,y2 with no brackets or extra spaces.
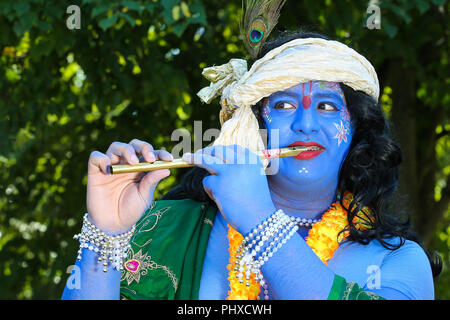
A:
62,81,434,300
197,81,352,299
263,81,352,238
195,81,432,299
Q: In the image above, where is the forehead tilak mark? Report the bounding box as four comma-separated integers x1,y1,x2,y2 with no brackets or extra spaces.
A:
301,81,312,109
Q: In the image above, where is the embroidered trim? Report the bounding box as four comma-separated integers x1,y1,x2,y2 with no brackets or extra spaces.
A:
130,206,171,248
121,204,179,292
203,218,214,227
342,282,356,300
120,287,136,297
341,281,383,300
121,247,179,292
355,290,383,300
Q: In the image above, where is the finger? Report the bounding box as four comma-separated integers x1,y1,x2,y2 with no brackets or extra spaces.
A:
230,144,248,155
154,149,174,162
88,151,111,174
228,144,261,165
205,144,248,165
106,142,140,165
129,139,156,163
138,169,171,200
181,150,225,175
202,145,229,163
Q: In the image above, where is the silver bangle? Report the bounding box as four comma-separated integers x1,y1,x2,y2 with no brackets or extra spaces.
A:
73,214,135,272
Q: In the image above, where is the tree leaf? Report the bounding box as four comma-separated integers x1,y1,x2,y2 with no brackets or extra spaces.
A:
180,2,191,17
98,14,119,30
20,12,35,31
415,0,430,13
187,0,207,26
144,3,158,14
431,0,447,5
172,21,189,37
12,2,30,16
162,0,181,24
91,4,112,18
12,20,26,37
383,19,398,38
121,1,143,12
117,12,136,27
37,20,52,31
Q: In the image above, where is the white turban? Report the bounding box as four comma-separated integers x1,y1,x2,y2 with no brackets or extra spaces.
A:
196,38,380,167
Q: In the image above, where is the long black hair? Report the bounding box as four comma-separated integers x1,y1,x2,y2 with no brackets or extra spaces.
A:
163,30,442,278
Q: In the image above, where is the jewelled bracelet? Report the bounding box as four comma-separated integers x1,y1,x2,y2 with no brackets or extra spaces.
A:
233,209,299,300
73,214,135,272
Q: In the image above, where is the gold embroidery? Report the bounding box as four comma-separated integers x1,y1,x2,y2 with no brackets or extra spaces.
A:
355,290,383,300
130,205,171,248
121,247,179,292
120,287,136,296
122,204,179,293
342,281,383,300
343,282,356,300
203,218,214,227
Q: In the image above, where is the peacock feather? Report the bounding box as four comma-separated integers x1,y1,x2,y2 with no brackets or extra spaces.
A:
241,0,287,59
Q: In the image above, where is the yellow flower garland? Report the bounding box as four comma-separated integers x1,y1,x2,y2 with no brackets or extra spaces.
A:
226,191,373,300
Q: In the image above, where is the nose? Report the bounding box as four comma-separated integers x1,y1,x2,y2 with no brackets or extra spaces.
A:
291,108,320,137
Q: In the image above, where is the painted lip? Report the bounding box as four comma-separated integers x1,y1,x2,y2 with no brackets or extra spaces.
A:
288,141,325,160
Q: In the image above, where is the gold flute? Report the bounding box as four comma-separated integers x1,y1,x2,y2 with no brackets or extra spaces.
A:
109,146,310,174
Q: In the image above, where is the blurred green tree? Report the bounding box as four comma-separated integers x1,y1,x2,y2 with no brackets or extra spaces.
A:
0,0,448,299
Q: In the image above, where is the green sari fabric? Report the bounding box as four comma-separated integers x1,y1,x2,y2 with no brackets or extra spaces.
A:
328,275,385,300
120,199,216,300
119,198,385,300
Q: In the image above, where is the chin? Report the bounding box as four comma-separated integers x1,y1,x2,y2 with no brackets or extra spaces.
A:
277,166,327,186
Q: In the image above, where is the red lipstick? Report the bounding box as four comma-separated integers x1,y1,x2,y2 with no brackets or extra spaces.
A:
288,141,325,160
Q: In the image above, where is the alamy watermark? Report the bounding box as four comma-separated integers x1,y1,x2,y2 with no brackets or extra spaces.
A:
366,264,381,290
66,5,81,30
366,3,381,30
170,121,280,175
66,265,81,290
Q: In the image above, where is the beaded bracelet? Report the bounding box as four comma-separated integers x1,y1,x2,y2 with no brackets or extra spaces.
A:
251,218,298,298
256,221,299,268
233,209,299,300
258,223,299,300
233,210,287,294
245,213,292,274
73,214,135,272
235,210,285,262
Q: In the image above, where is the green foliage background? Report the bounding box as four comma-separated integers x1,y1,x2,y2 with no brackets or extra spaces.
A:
0,0,449,299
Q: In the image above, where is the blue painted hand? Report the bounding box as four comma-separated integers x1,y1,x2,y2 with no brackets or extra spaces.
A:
182,144,276,235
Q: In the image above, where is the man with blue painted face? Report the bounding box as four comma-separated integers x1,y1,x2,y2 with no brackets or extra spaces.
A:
62,2,440,300
62,32,439,301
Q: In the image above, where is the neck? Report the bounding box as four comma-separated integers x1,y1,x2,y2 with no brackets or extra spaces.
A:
267,178,338,221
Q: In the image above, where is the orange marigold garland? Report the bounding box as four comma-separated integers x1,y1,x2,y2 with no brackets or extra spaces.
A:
226,227,260,300
226,191,373,300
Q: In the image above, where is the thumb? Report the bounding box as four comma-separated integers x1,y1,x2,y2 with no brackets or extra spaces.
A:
138,169,171,202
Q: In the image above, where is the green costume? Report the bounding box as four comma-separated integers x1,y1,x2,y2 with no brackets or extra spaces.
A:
119,199,384,300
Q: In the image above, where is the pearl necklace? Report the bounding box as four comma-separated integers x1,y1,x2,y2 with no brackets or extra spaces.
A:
256,216,319,300
227,192,373,300
289,216,320,228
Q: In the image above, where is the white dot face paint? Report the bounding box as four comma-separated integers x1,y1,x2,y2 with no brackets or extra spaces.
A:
262,98,272,124
298,167,309,174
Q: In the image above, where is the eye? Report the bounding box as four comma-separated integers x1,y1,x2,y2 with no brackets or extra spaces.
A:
317,102,338,112
273,102,296,110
